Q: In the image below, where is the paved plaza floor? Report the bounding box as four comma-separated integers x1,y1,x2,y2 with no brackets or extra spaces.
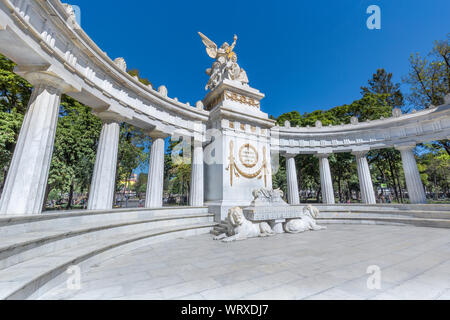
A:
39,225,450,300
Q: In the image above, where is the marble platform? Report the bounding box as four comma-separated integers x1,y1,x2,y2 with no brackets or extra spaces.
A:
39,224,450,300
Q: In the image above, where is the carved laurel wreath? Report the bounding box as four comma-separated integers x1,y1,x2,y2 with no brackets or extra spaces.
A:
226,141,268,188
239,143,259,168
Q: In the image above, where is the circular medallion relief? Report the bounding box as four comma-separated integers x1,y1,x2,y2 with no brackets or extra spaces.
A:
239,143,259,168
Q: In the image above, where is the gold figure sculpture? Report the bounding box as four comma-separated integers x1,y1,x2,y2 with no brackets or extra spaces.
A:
198,32,249,91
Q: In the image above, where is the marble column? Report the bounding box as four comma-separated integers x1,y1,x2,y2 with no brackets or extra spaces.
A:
397,145,427,204
353,151,376,204
0,73,66,215
189,139,204,207
317,153,335,204
87,114,121,210
285,154,300,205
146,133,166,208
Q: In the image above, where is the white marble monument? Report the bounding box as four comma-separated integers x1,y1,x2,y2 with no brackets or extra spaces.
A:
199,33,276,221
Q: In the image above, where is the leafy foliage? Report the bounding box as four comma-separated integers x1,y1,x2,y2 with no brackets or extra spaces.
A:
116,123,149,194
0,54,31,192
403,34,449,109
46,96,102,208
361,69,404,109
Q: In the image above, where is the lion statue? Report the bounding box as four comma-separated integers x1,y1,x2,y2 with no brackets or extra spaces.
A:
284,205,327,234
213,207,275,242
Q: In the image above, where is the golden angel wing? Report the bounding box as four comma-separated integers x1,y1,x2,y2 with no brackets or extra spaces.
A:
198,32,218,59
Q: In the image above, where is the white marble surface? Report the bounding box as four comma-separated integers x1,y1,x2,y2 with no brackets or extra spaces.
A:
317,154,335,204
353,151,376,204
38,225,450,300
88,119,120,210
189,142,204,207
204,80,274,221
285,155,300,205
146,135,166,208
397,145,427,204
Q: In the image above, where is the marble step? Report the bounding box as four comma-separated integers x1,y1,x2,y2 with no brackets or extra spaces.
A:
0,213,214,270
315,204,450,212
0,222,216,300
0,206,210,236
317,207,450,219
357,210,450,219
317,216,450,228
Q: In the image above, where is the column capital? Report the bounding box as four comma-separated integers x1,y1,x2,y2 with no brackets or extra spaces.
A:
395,143,417,152
284,153,297,159
316,152,331,159
94,111,124,124
191,133,205,145
15,65,81,93
148,130,169,140
28,72,71,93
352,150,370,158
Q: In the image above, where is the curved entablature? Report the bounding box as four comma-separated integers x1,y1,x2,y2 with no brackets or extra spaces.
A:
272,102,450,155
0,0,208,138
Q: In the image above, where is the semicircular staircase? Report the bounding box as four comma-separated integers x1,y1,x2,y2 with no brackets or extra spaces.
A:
0,207,216,300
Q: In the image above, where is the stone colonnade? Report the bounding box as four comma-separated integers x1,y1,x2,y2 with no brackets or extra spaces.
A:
0,72,205,215
284,147,427,205
0,72,430,215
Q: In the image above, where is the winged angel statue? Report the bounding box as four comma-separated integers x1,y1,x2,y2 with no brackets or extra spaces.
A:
198,32,249,91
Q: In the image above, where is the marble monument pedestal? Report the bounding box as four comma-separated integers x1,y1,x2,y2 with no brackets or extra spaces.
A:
202,79,276,222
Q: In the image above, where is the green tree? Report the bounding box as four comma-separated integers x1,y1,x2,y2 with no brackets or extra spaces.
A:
403,34,450,154
134,172,148,197
165,139,191,204
298,155,321,202
0,54,32,193
403,34,449,108
46,96,102,209
0,54,32,114
330,153,355,203
168,157,191,201
417,146,450,200
116,123,149,196
361,69,404,109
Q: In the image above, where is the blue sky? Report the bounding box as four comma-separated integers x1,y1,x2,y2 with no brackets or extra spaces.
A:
71,0,450,118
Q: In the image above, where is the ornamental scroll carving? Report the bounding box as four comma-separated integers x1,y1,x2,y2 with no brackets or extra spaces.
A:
226,141,268,188
225,91,260,108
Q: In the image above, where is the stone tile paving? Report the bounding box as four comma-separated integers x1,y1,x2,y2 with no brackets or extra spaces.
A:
38,225,450,300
